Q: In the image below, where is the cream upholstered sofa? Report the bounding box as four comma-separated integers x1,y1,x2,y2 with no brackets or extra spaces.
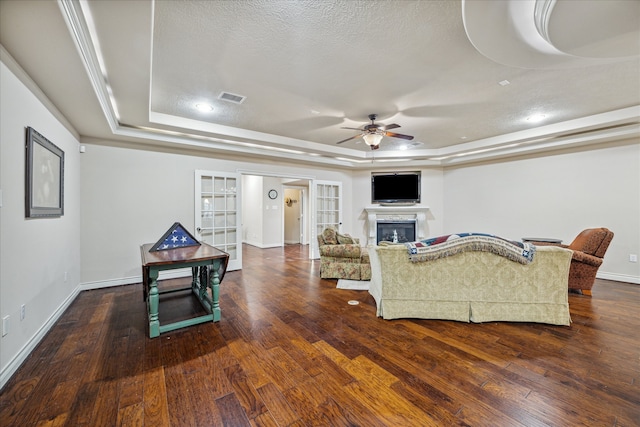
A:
368,243,572,325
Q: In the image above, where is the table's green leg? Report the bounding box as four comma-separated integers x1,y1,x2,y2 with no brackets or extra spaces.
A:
210,260,221,321
191,266,198,292
148,269,160,338
199,266,207,301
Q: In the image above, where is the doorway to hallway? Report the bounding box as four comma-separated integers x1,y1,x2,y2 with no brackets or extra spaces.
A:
284,187,303,244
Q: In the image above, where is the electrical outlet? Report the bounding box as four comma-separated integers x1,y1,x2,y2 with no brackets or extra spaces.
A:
2,315,9,336
20,304,25,321
630,254,638,263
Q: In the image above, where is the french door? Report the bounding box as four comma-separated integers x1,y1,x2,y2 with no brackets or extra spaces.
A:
311,180,342,259
195,170,242,271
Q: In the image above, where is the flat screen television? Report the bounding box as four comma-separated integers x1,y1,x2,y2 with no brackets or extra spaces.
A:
371,171,421,204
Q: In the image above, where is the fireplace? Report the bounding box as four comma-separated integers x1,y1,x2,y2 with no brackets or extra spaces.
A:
376,221,416,244
364,206,430,246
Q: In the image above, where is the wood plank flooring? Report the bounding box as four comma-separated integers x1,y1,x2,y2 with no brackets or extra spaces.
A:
1,243,639,426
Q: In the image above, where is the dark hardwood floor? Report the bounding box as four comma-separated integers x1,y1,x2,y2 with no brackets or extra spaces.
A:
1,244,639,426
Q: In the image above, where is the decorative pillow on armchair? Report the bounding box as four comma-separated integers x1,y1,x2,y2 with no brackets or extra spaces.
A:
321,228,338,245
337,232,355,244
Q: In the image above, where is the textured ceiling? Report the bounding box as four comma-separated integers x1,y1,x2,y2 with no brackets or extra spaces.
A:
1,0,639,168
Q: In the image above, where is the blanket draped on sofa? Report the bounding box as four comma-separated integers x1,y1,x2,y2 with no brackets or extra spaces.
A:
405,233,535,264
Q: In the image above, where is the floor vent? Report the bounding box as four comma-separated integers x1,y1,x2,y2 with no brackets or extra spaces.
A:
218,91,246,104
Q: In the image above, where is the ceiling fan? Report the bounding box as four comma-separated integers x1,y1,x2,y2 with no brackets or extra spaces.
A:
336,114,414,150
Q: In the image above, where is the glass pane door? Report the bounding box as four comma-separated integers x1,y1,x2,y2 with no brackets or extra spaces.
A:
311,180,342,259
195,170,242,271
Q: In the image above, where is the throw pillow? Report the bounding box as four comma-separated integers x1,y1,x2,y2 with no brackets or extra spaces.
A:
337,232,354,244
322,228,338,245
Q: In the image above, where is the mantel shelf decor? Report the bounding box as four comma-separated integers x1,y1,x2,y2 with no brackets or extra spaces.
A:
149,222,200,252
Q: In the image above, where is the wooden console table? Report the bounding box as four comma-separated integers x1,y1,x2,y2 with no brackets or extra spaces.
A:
140,242,229,338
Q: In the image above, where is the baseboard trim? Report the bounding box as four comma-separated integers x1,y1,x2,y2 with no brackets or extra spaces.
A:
597,271,640,285
0,285,82,390
79,269,192,291
244,242,282,249
1,269,194,390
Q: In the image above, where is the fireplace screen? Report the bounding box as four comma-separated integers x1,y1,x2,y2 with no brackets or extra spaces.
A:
376,220,416,244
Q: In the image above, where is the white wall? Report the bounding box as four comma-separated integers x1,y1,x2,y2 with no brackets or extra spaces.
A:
242,175,263,246
443,142,640,283
79,144,354,286
240,175,284,248
262,176,284,247
1,60,81,385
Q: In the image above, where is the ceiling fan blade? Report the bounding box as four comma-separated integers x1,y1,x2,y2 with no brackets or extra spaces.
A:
336,134,362,144
385,131,414,140
341,126,365,131
383,123,401,130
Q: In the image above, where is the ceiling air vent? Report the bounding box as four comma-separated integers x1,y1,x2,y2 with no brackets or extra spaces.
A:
218,91,246,104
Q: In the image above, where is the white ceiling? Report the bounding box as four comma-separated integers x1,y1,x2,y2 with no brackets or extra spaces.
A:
1,0,639,168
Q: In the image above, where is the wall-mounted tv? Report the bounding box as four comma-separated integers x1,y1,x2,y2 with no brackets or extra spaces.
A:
371,171,421,204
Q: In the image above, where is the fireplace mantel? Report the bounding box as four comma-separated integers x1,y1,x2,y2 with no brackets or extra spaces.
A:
364,206,430,246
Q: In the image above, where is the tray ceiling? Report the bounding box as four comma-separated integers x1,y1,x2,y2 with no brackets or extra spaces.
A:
1,0,638,168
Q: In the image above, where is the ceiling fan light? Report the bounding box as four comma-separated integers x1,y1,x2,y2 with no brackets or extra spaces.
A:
363,133,383,146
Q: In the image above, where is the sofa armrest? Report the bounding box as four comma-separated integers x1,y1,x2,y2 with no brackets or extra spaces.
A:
319,244,362,258
571,250,603,267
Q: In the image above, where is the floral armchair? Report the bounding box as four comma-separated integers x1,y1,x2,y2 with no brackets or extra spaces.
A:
531,227,614,295
317,228,371,280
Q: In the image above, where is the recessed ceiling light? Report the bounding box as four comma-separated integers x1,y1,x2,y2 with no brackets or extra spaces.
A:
526,114,547,122
195,103,214,112
498,80,510,86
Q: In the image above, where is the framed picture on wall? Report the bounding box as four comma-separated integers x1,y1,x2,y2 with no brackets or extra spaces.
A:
25,126,64,218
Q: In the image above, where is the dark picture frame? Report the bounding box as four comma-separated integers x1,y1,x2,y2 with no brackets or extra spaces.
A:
25,127,64,218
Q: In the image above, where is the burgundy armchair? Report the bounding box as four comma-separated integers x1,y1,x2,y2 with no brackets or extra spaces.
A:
532,228,614,295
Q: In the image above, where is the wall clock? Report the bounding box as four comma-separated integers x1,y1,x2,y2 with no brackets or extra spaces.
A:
268,189,278,199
